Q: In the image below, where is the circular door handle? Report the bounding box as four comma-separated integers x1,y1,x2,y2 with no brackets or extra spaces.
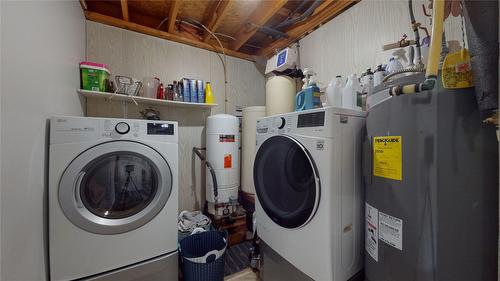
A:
115,122,130,134
278,117,286,129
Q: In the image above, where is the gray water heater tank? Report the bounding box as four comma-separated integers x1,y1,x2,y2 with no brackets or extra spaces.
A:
364,74,498,281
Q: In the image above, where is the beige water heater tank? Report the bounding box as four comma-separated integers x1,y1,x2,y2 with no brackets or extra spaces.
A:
241,106,266,195
265,76,296,116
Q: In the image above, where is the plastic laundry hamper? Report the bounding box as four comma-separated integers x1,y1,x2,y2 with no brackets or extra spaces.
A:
179,229,228,281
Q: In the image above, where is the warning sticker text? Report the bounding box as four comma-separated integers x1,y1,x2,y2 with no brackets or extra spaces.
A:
379,212,403,250
373,136,402,180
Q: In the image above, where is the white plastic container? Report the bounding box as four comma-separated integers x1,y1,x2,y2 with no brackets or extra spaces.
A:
241,106,266,195
342,74,360,110
206,114,240,204
142,76,160,98
265,75,296,116
326,76,345,107
373,70,385,87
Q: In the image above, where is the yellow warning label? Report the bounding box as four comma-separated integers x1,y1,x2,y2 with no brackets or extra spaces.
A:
373,136,402,181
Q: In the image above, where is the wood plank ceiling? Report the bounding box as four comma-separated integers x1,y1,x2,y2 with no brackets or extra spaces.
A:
81,0,359,61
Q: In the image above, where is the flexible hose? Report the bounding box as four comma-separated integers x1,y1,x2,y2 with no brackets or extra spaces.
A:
425,0,445,79
389,0,445,96
184,18,228,113
193,147,219,201
409,0,423,67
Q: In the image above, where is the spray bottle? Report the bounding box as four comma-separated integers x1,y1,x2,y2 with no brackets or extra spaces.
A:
295,68,321,111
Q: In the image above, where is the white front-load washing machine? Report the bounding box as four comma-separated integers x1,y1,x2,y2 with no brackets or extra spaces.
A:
254,107,365,281
49,116,178,281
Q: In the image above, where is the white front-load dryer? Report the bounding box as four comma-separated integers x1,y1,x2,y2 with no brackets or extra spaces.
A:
254,107,365,281
49,116,178,281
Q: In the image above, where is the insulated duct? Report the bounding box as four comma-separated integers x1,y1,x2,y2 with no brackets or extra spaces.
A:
462,0,499,120
274,0,323,30
259,0,323,39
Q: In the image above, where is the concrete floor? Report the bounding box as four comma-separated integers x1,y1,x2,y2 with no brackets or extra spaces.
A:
224,268,259,281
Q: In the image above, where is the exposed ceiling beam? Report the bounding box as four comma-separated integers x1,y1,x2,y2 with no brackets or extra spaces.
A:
84,11,254,61
257,0,358,57
167,0,181,33
120,0,129,21
79,0,87,10
311,0,334,16
230,0,288,51
202,0,232,42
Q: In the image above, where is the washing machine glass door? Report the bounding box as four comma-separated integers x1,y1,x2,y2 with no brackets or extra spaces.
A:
254,135,320,229
59,141,172,234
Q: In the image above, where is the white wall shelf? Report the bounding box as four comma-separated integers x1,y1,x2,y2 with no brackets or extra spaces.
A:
78,89,217,109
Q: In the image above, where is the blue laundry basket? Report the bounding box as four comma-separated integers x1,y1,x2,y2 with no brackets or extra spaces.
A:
179,229,228,281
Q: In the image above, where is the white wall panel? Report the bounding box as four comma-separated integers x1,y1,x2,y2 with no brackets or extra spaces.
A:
86,21,265,211
0,1,85,280
299,0,465,87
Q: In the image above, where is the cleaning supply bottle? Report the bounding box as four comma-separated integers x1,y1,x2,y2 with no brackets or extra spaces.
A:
352,74,363,110
295,68,322,111
156,83,165,100
342,74,361,110
205,82,215,104
361,69,374,110
373,64,385,87
361,69,374,94
326,75,344,107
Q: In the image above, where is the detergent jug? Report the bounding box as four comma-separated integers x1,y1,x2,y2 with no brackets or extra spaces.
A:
295,68,321,111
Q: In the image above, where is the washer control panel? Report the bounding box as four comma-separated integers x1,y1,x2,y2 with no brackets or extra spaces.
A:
51,116,178,144
147,122,175,135
297,111,325,128
115,122,130,134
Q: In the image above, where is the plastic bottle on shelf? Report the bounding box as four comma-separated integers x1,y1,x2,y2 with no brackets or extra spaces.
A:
173,81,182,101
373,64,385,87
361,69,374,95
205,82,215,104
352,74,363,110
361,69,374,110
342,74,361,110
156,83,165,100
166,84,174,100
326,75,344,107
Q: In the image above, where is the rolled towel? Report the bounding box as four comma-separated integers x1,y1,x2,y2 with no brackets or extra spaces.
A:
178,210,211,232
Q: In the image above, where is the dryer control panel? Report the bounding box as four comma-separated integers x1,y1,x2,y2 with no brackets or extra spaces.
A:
50,116,178,144
256,110,325,136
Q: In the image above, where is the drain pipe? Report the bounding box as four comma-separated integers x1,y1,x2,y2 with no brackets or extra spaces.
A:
193,147,219,214
389,0,445,96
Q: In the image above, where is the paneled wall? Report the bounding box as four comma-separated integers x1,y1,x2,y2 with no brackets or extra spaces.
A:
299,0,465,86
1,1,85,280
85,21,265,211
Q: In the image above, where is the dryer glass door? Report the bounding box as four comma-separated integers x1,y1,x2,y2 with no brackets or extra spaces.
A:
254,135,320,229
79,153,158,219
59,141,172,234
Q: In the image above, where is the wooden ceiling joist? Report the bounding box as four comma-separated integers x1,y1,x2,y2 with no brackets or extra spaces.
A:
257,0,358,57
167,0,181,33
85,11,254,61
79,0,87,11
202,0,232,42
82,0,359,60
230,0,288,51
120,0,129,21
